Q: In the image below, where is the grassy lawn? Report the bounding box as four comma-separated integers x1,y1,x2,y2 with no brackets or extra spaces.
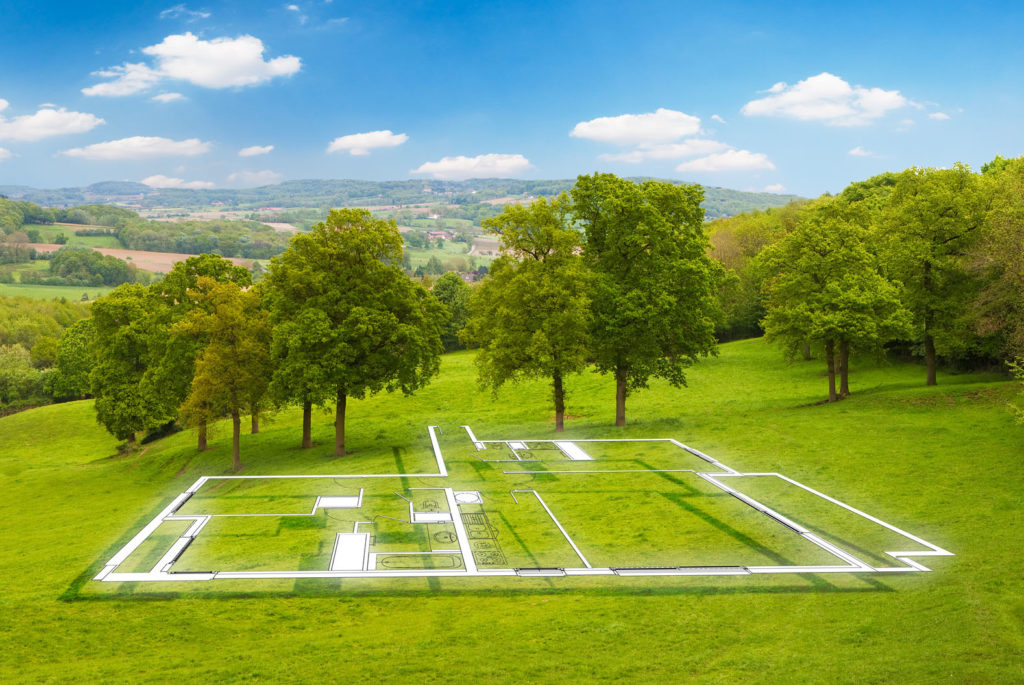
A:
1,339,1021,681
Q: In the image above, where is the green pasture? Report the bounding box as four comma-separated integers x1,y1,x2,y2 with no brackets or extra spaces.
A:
0,281,113,300
0,339,1021,681
31,224,123,248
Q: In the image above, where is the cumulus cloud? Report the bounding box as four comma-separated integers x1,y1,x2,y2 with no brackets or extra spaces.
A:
84,32,301,96
0,99,7,112
675,150,775,172
0,147,11,161
599,138,730,163
742,72,910,126
929,112,950,120
239,144,274,157
151,92,186,103
763,183,785,192
849,146,874,157
571,108,701,145
711,114,726,124
61,136,211,160
227,169,283,186
0,104,105,142
142,174,215,189
411,153,533,180
326,130,408,155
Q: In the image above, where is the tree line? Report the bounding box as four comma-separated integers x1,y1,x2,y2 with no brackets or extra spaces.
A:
712,156,1024,401
37,159,1024,462
48,174,721,466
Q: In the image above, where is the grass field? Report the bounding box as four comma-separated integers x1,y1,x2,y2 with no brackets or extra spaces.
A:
1,339,1021,682
30,224,123,248
0,282,113,300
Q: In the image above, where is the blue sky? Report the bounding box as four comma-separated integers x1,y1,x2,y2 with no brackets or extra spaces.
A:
0,0,1021,196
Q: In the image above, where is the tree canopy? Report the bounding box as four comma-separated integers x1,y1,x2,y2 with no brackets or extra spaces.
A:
264,208,446,455
572,173,722,425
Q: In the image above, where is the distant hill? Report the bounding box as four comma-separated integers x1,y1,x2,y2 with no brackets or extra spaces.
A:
0,178,804,220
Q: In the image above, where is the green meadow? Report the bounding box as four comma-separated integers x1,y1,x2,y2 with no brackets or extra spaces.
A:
0,282,114,300
1,339,1021,682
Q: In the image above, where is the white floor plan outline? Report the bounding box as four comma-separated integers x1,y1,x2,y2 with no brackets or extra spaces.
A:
94,426,953,583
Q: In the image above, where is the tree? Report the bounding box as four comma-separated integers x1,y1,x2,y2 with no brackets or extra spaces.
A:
571,174,722,426
879,165,987,385
462,195,590,432
89,284,166,445
174,278,271,470
47,319,94,399
432,272,470,351
761,197,910,402
264,208,447,456
145,254,252,450
973,156,1024,360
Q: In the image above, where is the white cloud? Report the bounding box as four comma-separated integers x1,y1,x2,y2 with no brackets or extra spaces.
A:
711,114,726,124
0,99,9,113
160,5,211,20
151,92,186,103
326,130,408,155
227,169,283,186
0,147,11,161
764,183,785,192
0,104,105,142
929,112,950,120
142,174,214,189
61,136,211,160
849,146,874,157
900,118,915,126
570,108,701,145
286,4,300,10
599,138,730,163
676,149,775,172
411,153,533,180
84,32,301,96
742,72,910,126
239,144,274,157
82,63,163,97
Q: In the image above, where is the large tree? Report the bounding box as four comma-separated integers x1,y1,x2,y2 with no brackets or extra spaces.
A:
89,284,166,445
571,174,722,426
174,277,271,470
462,195,590,432
761,197,910,402
973,156,1024,360
879,164,987,385
264,208,446,456
144,254,252,450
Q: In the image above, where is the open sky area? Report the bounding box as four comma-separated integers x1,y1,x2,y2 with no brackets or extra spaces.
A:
0,0,1021,196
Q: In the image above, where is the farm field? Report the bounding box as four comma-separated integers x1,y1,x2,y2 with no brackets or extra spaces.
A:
26,244,252,273
28,224,123,248
1,339,1021,682
0,282,114,300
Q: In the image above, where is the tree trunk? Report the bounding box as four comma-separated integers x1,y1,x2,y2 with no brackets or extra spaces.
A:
334,391,346,457
839,340,850,398
802,342,812,361
614,366,627,427
251,411,259,434
553,370,565,433
301,400,312,449
924,333,937,386
197,421,208,452
825,339,838,403
231,410,241,471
